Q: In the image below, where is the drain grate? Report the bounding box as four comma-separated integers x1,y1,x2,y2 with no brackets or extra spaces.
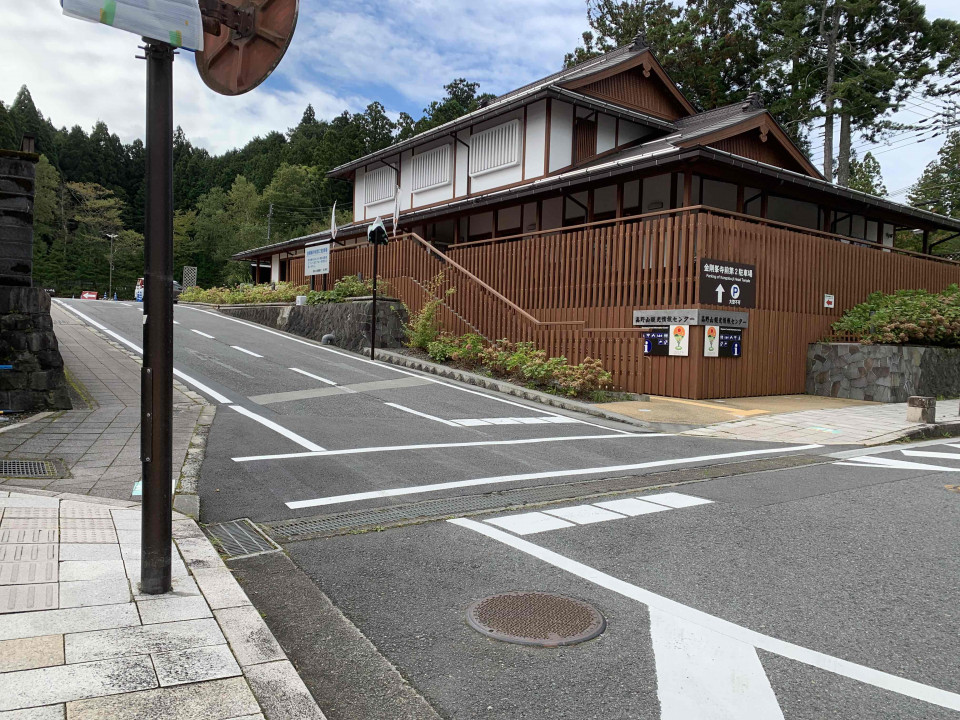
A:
263,454,826,543
0,460,59,479
467,592,605,648
205,519,281,559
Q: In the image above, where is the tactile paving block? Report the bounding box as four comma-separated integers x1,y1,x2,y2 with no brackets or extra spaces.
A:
0,544,57,563
59,518,117,530
0,560,58,585
59,504,114,519
0,583,58,613
0,529,58,544
59,527,118,544
0,518,58,530
1,508,59,519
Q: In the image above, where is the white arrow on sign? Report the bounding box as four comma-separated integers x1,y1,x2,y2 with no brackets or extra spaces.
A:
715,284,725,303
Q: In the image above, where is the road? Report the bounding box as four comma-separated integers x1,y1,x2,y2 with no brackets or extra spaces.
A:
55,298,960,720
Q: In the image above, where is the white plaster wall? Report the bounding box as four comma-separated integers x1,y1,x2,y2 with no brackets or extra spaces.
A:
470,111,525,194
455,129,469,198
410,140,455,207
522,202,538,232
270,254,280,283
643,174,671,212
549,101,574,172
703,178,738,212
882,223,895,248
399,150,413,212
542,197,563,230
619,120,649,145
353,169,365,222
524,100,547,180
767,196,819,229
598,114,617,154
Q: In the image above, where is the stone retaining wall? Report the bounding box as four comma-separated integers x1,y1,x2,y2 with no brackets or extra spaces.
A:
217,298,407,353
806,342,960,402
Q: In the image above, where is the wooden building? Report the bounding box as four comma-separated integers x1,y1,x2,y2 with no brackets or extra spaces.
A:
234,34,960,399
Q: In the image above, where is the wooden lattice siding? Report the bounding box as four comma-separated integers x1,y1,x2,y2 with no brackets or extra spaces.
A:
710,134,804,176
577,69,686,121
327,209,960,399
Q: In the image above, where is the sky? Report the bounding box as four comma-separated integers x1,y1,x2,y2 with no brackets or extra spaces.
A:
2,0,958,200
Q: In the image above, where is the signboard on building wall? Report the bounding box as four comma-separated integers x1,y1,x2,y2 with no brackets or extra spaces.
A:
634,309,749,328
643,328,670,356
719,329,743,358
699,259,756,308
704,325,720,357
305,244,330,276
669,325,689,357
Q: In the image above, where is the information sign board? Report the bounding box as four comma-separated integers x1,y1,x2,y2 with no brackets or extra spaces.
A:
643,328,670,357
634,309,749,328
704,325,720,357
719,328,743,358
699,259,756,308
305,244,330,276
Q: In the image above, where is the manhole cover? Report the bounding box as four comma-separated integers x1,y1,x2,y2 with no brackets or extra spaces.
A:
467,592,605,648
0,460,59,479
205,519,281,559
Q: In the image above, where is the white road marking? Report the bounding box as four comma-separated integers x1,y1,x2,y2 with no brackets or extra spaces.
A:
54,300,232,404
834,457,958,472
231,346,263,358
173,321,180,325
229,405,325,453
544,505,626,525
285,444,823,509
901,450,960,461
290,368,338,386
178,306,624,430
450,416,580,427
384,403,461,427
449,518,960,712
592,498,670,517
191,329,215,339
643,492,714,509
649,607,785,719
486,512,575,535
234,433,662,463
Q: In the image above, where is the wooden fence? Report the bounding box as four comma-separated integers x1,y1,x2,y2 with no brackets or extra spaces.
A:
325,207,960,399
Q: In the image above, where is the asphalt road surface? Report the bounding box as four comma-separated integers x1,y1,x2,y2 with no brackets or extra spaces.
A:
56,298,960,720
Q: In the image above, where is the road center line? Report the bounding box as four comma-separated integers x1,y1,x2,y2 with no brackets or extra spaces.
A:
231,346,263,358
290,368,337,386
191,329,215,339
449,518,960,712
284,444,823,509
234,433,660,463
178,306,617,429
384,403,460,427
229,405,325,453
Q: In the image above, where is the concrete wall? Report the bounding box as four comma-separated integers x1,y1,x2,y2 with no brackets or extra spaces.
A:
218,298,408,354
807,342,960,403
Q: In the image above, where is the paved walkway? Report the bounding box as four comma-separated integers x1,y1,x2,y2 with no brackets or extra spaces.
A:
0,306,204,501
0,487,325,718
682,401,960,445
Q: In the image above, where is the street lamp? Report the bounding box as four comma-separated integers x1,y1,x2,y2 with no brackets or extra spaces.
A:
105,233,118,300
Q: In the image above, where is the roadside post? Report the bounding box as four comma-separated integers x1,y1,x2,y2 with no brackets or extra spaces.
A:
62,0,299,595
367,217,389,360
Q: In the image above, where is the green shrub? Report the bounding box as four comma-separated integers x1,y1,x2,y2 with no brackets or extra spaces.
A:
832,285,960,346
305,275,385,305
179,282,307,305
405,273,454,349
448,333,485,367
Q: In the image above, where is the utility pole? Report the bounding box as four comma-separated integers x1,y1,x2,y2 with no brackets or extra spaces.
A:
140,40,175,596
106,233,118,300
266,203,273,242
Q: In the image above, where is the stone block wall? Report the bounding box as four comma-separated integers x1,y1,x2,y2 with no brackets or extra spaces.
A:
0,287,72,411
0,151,38,287
215,298,408,354
806,342,960,402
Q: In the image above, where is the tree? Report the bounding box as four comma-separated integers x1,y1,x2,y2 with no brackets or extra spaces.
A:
847,151,886,196
9,86,58,162
908,130,960,220
397,80,495,141
0,101,18,150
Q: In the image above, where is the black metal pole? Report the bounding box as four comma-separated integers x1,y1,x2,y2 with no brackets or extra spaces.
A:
370,242,378,360
141,41,175,595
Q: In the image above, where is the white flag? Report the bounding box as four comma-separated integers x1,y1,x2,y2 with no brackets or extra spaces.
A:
330,201,338,241
393,186,401,238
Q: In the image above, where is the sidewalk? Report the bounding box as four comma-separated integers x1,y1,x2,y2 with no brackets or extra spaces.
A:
0,306,207,504
681,401,960,445
0,487,325,718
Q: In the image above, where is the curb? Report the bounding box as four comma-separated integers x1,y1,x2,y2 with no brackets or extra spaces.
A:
373,348,662,431
872,418,960,446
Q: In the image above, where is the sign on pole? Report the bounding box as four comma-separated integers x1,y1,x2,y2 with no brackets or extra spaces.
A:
62,0,204,50
305,244,330,276
698,259,756,308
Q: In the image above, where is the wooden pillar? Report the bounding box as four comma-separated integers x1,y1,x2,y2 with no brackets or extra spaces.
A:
255,259,261,284
587,189,595,221
736,185,745,214
670,173,679,210
616,182,623,219
922,229,930,254
682,169,692,207
761,191,769,219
